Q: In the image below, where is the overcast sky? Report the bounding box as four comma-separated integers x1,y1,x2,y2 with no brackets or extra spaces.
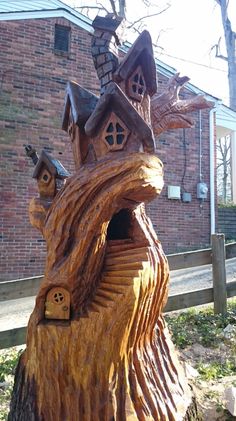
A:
64,0,236,106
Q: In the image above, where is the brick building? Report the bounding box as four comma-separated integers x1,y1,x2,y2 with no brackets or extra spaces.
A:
0,0,234,281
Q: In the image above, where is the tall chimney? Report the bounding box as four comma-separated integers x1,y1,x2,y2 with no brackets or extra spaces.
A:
91,15,124,95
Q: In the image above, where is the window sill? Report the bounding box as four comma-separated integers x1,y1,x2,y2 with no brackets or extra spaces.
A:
54,49,70,58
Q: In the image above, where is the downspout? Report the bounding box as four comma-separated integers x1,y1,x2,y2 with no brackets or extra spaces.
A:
199,110,202,182
209,104,217,236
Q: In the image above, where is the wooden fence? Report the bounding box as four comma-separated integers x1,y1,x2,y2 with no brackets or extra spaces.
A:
1,235,236,349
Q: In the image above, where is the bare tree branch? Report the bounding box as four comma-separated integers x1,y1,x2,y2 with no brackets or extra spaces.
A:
127,5,171,29
74,5,109,14
107,0,118,16
119,0,126,18
211,37,228,61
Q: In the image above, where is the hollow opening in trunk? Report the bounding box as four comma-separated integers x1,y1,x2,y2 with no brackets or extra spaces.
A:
107,208,133,240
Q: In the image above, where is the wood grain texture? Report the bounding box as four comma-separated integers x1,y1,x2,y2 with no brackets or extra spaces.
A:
9,152,192,420
151,73,214,136
9,26,210,420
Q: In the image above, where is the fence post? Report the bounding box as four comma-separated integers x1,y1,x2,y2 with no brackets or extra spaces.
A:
212,233,227,315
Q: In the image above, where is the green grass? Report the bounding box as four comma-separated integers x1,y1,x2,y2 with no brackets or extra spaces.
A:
0,348,23,420
165,299,236,349
196,359,236,381
165,299,236,381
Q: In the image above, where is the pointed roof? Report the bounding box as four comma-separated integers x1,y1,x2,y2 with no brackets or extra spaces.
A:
62,81,99,131
114,30,157,97
33,150,70,179
85,82,155,153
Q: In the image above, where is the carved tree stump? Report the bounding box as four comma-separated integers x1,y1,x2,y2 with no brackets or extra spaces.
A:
9,20,210,420
9,154,194,420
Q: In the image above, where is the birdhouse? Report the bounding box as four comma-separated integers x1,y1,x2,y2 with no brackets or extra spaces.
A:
85,82,155,159
45,287,70,320
33,150,69,199
114,30,157,122
62,81,98,168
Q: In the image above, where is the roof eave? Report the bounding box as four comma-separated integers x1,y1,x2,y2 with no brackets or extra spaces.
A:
0,8,93,32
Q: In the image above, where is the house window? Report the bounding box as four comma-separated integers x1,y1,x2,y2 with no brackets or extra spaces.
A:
102,113,129,151
128,65,146,102
54,25,70,53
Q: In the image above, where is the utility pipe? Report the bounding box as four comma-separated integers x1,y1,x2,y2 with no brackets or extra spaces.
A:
199,110,202,182
209,105,217,236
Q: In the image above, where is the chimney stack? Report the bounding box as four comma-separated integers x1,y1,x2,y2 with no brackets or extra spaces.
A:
91,14,124,95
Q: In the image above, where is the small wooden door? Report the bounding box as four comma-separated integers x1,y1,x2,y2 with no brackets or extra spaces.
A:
45,287,70,320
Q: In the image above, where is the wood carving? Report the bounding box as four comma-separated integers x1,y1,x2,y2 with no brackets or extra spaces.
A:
151,73,214,136
9,19,210,420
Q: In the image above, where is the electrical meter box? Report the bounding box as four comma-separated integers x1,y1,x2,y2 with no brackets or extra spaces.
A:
197,182,208,200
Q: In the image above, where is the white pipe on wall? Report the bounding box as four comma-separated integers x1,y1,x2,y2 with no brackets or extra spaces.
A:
209,106,217,236
231,131,236,203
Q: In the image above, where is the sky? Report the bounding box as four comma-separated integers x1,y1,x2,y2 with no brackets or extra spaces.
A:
64,0,236,106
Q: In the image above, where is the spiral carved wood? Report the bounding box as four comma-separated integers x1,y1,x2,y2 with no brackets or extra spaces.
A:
9,153,192,420
8,25,208,420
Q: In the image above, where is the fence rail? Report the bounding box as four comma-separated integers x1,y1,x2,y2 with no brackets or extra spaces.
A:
1,241,236,302
0,237,236,350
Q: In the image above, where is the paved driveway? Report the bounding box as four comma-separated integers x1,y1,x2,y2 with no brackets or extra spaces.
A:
1,257,236,331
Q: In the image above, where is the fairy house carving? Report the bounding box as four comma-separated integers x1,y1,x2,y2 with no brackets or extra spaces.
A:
62,81,98,168
9,16,212,421
33,150,69,199
85,82,155,158
114,30,157,122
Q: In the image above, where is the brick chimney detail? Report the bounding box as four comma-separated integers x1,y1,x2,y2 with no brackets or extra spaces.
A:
91,15,124,95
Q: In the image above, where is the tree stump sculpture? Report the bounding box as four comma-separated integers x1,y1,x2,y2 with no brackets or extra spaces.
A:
9,16,212,421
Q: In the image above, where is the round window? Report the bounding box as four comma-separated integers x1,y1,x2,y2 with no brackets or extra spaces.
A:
53,291,65,304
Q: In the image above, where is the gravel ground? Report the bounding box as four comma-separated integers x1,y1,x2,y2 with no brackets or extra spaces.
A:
1,257,236,331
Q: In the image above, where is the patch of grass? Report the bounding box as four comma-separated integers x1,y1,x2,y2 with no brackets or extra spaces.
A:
0,348,23,420
165,299,236,349
196,360,236,381
0,348,22,382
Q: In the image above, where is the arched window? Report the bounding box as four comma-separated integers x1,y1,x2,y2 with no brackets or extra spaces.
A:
128,65,146,102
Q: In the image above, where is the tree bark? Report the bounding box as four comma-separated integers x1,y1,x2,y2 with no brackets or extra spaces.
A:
216,0,236,111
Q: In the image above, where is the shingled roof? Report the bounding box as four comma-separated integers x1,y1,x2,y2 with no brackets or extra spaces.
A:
62,81,99,131
114,30,157,97
33,150,69,179
85,82,155,153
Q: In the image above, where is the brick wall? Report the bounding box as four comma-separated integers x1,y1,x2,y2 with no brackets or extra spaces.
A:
0,17,212,280
147,74,212,253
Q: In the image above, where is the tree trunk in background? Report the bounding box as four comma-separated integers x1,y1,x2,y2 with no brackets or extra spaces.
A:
216,0,236,111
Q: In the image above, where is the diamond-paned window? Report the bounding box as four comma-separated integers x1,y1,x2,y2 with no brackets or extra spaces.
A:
103,113,129,151
128,65,146,102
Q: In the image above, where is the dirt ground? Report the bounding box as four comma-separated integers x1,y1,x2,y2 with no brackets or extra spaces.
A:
179,344,236,420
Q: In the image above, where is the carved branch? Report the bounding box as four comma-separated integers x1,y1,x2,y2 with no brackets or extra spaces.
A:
151,73,214,136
